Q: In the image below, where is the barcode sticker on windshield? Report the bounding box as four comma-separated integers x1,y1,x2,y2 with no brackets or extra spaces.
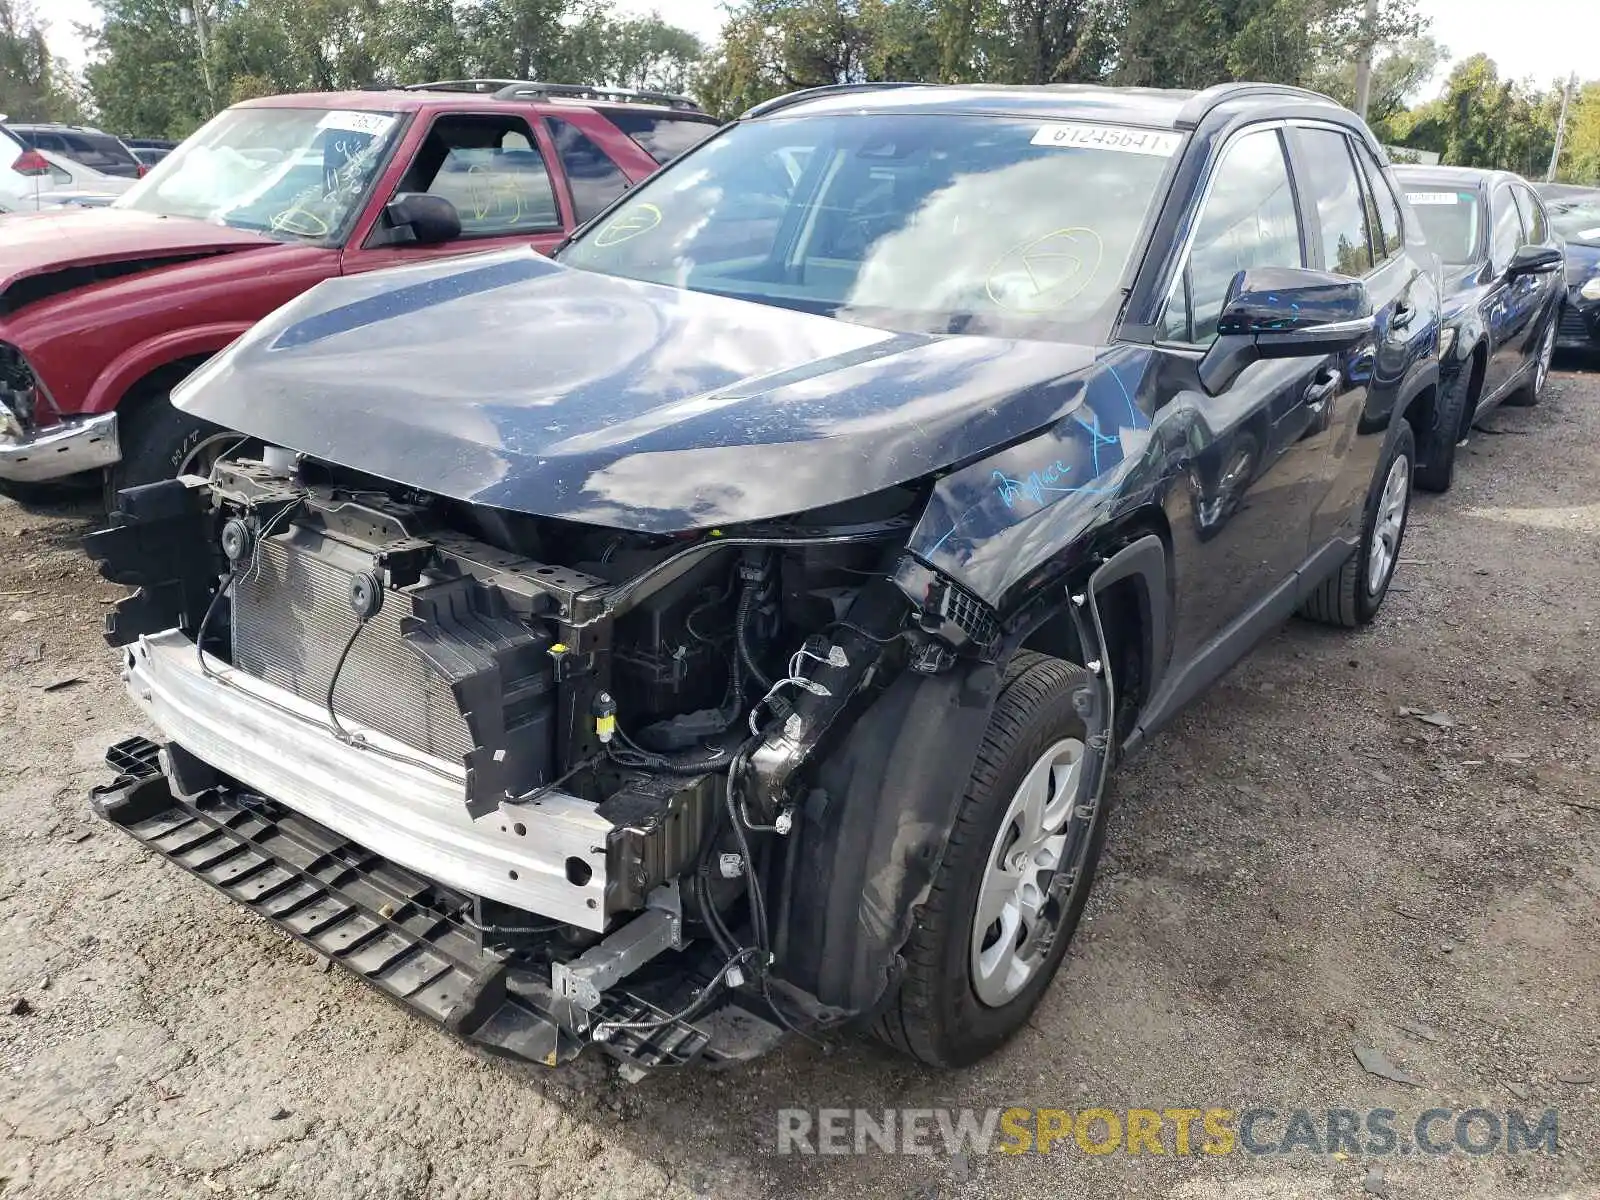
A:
1031,123,1182,157
1406,192,1460,206
316,111,396,138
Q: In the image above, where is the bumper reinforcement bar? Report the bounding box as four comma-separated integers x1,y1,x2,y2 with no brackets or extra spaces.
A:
91,737,782,1073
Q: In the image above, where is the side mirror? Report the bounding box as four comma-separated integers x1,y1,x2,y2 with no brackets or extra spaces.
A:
1199,267,1375,396
1506,244,1562,277
374,193,462,247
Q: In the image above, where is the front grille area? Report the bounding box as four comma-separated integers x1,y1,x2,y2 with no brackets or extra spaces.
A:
1559,302,1593,343
232,533,475,763
0,343,38,431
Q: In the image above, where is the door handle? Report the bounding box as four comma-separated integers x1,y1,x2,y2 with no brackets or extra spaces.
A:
1305,367,1340,410
1391,303,1415,331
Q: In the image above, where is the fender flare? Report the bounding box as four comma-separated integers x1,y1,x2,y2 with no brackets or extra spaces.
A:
84,322,251,415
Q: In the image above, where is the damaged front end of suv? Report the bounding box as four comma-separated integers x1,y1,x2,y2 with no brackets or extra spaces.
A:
82,241,1141,1072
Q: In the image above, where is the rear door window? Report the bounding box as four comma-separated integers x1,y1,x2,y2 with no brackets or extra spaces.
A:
1352,142,1404,262
604,111,719,165
1490,185,1524,272
1512,185,1548,244
1296,127,1374,277
547,118,630,222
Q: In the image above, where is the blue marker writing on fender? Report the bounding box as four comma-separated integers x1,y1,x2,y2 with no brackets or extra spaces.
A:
994,460,1074,509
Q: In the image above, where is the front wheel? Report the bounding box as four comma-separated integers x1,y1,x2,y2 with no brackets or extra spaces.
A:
106,390,254,508
874,653,1108,1067
1300,420,1414,628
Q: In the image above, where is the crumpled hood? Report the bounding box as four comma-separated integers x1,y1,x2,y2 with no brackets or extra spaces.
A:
0,207,279,307
1564,240,1600,287
176,248,1100,533
1438,261,1486,301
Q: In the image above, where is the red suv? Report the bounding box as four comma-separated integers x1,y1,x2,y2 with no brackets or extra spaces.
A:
0,81,715,496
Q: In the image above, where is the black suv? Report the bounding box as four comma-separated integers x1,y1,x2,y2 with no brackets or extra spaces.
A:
7,123,144,178
90,82,1439,1072
1394,166,1564,491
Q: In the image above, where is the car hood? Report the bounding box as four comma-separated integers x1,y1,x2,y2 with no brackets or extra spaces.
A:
175,248,1102,533
1565,240,1600,286
1438,261,1486,305
0,207,281,307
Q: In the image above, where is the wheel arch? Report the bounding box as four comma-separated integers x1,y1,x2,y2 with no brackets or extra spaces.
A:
83,324,247,416
1015,510,1173,745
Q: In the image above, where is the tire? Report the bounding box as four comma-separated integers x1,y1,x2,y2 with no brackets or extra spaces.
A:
874,652,1109,1068
1300,420,1414,629
1505,318,1555,408
106,388,251,509
1414,367,1472,493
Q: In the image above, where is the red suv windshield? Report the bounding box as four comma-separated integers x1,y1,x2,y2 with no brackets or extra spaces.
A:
114,105,402,242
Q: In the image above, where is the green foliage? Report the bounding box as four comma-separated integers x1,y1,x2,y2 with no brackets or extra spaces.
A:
82,0,704,139
0,0,86,123
58,0,1600,184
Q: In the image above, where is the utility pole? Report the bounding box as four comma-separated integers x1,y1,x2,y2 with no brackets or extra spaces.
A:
179,2,218,116
1548,72,1576,182
1352,0,1380,121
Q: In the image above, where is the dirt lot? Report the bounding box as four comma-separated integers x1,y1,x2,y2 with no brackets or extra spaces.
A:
0,367,1597,1200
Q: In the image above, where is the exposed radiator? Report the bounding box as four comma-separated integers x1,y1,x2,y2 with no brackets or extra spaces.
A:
231,532,475,764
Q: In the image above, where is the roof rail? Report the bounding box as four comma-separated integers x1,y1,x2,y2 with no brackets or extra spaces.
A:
1175,82,1340,129
741,81,927,120
401,78,701,111
490,81,703,111
402,79,524,94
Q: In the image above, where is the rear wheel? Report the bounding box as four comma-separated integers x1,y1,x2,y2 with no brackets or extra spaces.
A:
1301,420,1414,628
1506,320,1555,408
874,652,1108,1067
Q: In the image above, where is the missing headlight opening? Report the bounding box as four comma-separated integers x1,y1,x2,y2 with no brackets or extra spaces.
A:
86,451,1019,1071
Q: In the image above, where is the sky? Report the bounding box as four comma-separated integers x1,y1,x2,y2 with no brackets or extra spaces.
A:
37,0,1600,93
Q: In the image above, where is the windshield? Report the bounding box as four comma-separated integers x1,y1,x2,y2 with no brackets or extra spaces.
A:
1402,188,1482,264
558,113,1179,340
113,106,402,242
1545,194,1600,244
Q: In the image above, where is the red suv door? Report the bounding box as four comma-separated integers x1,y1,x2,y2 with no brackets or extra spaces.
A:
342,110,575,274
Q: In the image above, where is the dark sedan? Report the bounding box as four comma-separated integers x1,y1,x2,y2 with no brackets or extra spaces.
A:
1395,166,1564,491
1535,182,1600,356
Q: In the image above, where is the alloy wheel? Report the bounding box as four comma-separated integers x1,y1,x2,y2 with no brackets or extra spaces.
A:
970,737,1087,1007
1367,453,1410,596
1535,322,1555,397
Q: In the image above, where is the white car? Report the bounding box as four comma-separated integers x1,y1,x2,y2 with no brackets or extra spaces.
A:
0,121,133,211
32,147,137,207
0,120,49,212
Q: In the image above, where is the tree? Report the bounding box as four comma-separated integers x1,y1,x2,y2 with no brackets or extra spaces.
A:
81,0,707,138
1112,0,1423,94
1325,35,1447,131
83,0,218,137
559,6,705,93
1,0,86,123
696,0,940,118
1561,82,1600,184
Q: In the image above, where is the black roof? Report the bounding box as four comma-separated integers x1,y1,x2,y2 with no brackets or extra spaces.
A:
742,81,1345,130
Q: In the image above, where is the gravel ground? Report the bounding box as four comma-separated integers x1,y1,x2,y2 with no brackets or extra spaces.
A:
0,367,1597,1200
